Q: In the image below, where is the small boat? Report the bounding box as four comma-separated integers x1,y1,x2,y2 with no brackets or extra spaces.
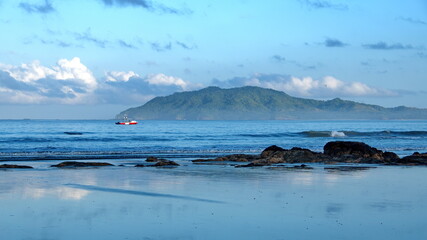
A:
115,116,138,125
115,120,138,125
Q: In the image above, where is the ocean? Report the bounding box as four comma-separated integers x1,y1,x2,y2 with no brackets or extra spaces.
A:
1,120,427,239
1,120,426,161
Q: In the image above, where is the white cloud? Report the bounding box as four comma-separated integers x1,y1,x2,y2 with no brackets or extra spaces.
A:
0,57,98,104
53,57,98,91
343,82,378,96
145,73,188,89
105,71,139,82
0,57,97,91
0,60,54,83
283,77,320,95
98,73,193,104
213,74,398,98
323,76,343,90
0,58,197,105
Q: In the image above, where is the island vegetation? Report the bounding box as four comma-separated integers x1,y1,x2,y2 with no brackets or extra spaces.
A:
117,86,427,120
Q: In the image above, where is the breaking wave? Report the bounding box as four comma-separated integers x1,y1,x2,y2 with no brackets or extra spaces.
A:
237,130,427,138
301,130,427,138
330,131,346,137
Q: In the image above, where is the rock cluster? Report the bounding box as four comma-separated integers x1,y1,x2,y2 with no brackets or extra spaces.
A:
3,141,426,170
323,141,399,164
135,157,180,167
0,164,33,169
400,152,427,165
51,161,114,168
193,141,427,167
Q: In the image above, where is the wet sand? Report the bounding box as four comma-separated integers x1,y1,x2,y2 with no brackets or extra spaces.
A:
1,161,427,240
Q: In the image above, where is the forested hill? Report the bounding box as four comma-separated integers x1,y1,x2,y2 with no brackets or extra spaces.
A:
116,86,427,120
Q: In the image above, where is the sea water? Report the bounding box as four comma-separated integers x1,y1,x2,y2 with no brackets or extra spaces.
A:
1,120,427,239
0,120,426,160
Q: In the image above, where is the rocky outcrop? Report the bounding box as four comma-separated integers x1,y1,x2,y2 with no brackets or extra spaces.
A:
324,166,377,172
146,156,162,162
399,152,427,165
192,141,425,167
324,141,400,164
152,160,180,167
0,164,33,169
263,146,329,163
51,161,114,168
267,164,313,170
235,162,270,168
194,146,327,166
135,157,180,167
192,154,256,163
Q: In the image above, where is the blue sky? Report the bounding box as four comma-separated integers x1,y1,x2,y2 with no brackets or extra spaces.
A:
0,0,426,119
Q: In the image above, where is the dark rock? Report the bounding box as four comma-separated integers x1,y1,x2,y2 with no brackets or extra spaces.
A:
324,166,377,172
235,162,268,168
192,162,229,165
383,151,400,162
64,132,83,135
399,152,427,165
283,147,328,163
268,164,314,170
259,146,328,164
260,145,286,162
51,161,114,168
143,157,180,167
294,164,312,169
0,164,33,169
324,141,383,158
260,145,285,158
152,160,179,167
190,142,423,167
323,141,399,163
192,154,257,163
146,156,164,162
192,159,215,163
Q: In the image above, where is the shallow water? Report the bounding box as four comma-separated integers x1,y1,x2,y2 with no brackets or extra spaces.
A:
1,165,426,240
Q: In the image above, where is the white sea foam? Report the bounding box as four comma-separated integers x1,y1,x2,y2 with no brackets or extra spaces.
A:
331,131,346,137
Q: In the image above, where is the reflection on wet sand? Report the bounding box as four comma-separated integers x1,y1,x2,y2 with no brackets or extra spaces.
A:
65,183,225,204
0,165,426,240
21,186,89,200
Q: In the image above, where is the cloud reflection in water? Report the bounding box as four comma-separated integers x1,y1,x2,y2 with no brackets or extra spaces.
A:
64,183,225,204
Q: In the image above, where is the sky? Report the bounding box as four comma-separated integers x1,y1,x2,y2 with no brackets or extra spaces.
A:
0,0,426,119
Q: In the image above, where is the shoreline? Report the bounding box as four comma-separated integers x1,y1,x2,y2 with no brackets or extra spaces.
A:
2,141,426,169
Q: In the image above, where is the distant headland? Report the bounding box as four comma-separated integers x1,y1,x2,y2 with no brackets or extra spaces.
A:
117,86,427,120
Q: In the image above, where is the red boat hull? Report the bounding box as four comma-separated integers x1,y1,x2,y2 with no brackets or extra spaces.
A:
115,121,138,125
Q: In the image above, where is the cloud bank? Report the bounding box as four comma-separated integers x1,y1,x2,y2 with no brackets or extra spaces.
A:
0,58,97,104
0,58,401,106
100,73,191,104
0,58,192,105
212,74,398,98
